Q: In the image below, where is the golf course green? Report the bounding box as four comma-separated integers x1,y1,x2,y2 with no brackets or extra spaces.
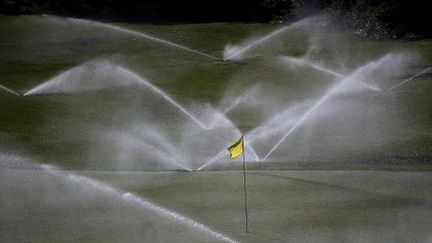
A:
1,14,431,242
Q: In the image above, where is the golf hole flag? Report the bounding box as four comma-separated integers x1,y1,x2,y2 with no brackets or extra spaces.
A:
227,136,244,159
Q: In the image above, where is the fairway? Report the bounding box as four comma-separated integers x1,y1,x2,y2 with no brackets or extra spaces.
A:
1,12,432,242
2,168,432,242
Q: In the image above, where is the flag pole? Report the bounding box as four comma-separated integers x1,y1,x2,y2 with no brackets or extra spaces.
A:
242,135,249,233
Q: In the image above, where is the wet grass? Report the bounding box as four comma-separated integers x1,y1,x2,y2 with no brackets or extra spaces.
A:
0,14,431,170
1,15,432,242
88,170,432,242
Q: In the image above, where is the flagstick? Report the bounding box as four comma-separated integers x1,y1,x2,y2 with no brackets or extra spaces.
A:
242,136,249,233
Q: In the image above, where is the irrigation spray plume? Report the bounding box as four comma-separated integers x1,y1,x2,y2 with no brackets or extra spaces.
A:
262,53,396,161
42,15,220,61
280,56,344,78
39,164,237,243
388,67,432,91
257,54,393,139
197,149,227,171
107,130,191,171
198,100,309,171
202,53,401,169
23,60,262,170
114,65,208,130
144,129,191,170
280,56,383,93
197,52,395,170
24,60,208,130
196,136,260,171
0,84,20,96
196,108,261,171
196,90,267,171
246,103,307,143
223,25,292,61
223,16,322,61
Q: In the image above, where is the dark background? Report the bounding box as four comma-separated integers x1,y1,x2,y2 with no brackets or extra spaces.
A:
0,0,430,38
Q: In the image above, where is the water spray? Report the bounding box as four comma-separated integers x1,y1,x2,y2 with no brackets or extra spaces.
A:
223,25,292,61
39,163,238,243
24,60,209,130
388,67,431,91
280,56,344,78
0,84,20,96
115,65,209,130
261,53,396,161
223,16,322,61
42,15,221,61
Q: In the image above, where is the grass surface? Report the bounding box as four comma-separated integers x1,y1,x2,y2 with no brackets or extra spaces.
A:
1,14,432,242
1,14,431,170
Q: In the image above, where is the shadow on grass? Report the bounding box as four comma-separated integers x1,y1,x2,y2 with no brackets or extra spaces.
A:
249,171,431,206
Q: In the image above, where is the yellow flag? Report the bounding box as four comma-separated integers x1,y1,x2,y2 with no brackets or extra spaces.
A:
227,136,244,159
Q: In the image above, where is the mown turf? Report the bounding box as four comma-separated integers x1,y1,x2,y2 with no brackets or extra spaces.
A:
1,15,432,242
87,170,432,242
0,14,431,170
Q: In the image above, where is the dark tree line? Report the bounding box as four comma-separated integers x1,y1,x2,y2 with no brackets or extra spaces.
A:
0,0,264,22
0,0,430,39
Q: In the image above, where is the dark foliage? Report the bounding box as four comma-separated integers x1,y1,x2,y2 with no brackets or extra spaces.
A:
0,0,268,22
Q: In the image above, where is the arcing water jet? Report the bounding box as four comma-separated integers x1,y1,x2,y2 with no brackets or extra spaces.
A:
0,84,20,96
43,15,220,61
39,164,237,243
198,51,399,170
388,67,431,91
196,135,261,171
262,53,398,161
201,52,405,169
280,56,344,78
280,56,383,92
223,25,296,61
115,65,208,130
102,129,191,171
24,60,208,130
223,16,323,61
187,104,261,171
23,60,264,170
